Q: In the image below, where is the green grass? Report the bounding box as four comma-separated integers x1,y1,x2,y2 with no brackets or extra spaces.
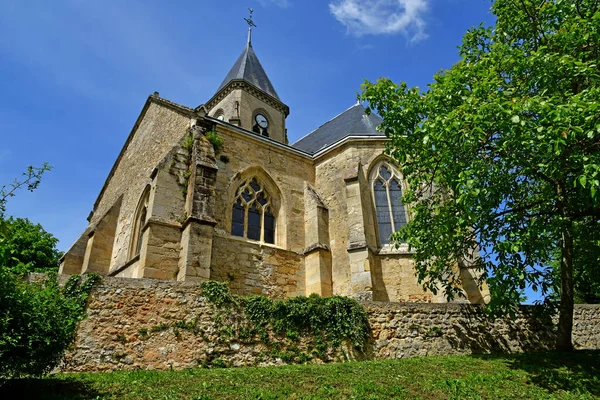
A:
2,351,599,399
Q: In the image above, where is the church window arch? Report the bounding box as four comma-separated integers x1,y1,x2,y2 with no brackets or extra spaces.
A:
129,186,150,258
213,109,225,121
370,161,408,246
231,177,276,244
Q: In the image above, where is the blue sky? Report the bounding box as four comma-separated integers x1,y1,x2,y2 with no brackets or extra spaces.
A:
1,0,522,298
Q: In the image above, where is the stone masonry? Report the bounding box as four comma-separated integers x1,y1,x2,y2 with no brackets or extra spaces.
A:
60,276,600,372
59,37,490,304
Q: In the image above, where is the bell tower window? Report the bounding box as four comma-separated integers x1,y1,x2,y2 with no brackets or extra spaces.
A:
253,112,269,137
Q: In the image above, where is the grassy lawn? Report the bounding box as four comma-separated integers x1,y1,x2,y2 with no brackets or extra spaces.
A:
2,351,599,399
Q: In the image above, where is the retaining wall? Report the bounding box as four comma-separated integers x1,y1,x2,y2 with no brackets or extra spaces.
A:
60,276,600,372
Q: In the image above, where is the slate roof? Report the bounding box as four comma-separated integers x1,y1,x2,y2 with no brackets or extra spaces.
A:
217,43,280,100
292,104,384,154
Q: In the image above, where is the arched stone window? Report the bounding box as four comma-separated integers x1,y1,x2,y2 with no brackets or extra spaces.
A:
371,162,408,246
213,109,225,121
231,177,276,244
129,186,150,258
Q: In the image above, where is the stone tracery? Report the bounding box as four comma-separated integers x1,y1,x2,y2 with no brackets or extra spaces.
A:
231,177,276,244
371,162,408,246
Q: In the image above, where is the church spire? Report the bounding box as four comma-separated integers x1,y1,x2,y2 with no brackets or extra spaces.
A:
216,8,280,100
244,8,257,46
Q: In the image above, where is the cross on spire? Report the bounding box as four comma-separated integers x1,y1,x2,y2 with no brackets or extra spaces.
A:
244,8,257,45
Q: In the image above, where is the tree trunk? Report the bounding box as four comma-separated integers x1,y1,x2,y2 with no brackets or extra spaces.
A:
556,217,574,352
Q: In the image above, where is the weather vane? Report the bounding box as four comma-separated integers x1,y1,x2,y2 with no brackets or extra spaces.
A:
244,8,257,45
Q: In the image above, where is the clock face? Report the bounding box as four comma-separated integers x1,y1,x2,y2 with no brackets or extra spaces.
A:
255,114,268,129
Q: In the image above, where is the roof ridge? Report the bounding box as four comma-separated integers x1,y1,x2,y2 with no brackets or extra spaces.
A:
216,43,280,100
238,44,250,80
292,103,362,145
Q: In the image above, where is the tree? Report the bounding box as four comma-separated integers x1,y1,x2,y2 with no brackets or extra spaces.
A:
0,163,51,219
360,0,600,351
0,163,56,273
551,218,600,304
0,217,62,273
0,164,100,378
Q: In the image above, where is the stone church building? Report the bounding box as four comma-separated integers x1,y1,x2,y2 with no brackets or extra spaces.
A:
59,26,487,304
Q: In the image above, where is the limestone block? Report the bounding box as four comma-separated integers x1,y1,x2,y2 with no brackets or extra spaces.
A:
140,222,181,280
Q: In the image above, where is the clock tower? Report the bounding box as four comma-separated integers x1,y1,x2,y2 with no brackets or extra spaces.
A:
204,9,289,144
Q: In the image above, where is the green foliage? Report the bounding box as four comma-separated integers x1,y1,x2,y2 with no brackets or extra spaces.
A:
3,351,599,399
243,295,273,326
200,280,240,309
0,217,63,274
0,163,102,378
0,163,52,219
115,334,127,344
0,164,54,274
426,327,443,338
551,219,600,303
201,282,370,351
361,0,600,348
182,133,194,152
150,323,170,333
0,272,101,378
205,130,224,154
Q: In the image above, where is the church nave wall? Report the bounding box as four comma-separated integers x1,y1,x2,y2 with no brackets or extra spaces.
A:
210,234,305,298
211,125,314,253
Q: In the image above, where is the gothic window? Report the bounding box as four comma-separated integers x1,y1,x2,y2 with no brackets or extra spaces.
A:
231,178,276,244
372,163,408,246
130,187,150,258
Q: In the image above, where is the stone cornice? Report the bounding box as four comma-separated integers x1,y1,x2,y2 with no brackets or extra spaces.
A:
301,243,330,255
205,80,290,117
181,215,217,229
108,254,140,277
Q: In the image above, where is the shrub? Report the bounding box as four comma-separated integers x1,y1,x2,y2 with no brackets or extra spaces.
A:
0,271,100,378
205,131,224,154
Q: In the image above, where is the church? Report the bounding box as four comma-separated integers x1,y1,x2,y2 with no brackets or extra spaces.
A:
59,15,487,304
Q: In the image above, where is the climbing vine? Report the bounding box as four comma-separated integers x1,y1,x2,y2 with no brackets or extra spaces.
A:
134,281,371,367
200,280,370,353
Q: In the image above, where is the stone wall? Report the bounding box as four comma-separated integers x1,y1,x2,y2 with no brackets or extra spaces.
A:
313,142,439,302
60,276,600,372
212,124,314,253
210,234,305,298
60,98,192,275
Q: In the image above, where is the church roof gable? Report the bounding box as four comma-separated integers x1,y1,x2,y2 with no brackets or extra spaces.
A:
217,43,280,100
292,104,384,154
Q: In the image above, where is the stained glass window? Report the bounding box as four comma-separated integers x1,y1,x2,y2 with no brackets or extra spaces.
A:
372,163,407,245
230,177,276,244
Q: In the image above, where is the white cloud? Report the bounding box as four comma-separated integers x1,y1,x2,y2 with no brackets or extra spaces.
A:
329,0,429,42
258,0,291,8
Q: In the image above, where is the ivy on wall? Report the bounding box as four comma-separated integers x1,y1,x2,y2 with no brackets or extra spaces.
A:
199,280,371,363
136,281,371,367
